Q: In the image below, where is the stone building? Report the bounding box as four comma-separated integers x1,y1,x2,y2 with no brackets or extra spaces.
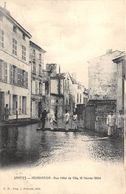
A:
69,74,88,108
30,41,46,119
0,6,32,121
49,64,64,119
87,50,125,133
112,52,126,112
88,50,125,110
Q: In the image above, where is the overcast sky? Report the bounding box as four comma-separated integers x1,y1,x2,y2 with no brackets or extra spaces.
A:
1,0,125,86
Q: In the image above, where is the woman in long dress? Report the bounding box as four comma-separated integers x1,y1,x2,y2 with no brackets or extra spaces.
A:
48,110,56,130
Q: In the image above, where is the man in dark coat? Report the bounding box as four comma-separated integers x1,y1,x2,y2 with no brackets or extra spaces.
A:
40,109,47,129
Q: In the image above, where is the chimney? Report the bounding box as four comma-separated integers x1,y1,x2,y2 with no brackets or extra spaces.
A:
59,65,61,74
4,2,6,9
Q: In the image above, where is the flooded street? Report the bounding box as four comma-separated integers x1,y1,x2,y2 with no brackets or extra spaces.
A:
0,123,125,194
0,123,123,168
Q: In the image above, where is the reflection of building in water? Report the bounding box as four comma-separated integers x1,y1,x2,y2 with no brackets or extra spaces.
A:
16,126,41,161
0,127,18,166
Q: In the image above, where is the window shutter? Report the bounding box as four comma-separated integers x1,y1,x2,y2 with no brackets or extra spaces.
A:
10,64,13,84
15,67,18,85
26,72,28,88
4,62,7,83
21,70,23,87
0,60,2,81
17,69,19,85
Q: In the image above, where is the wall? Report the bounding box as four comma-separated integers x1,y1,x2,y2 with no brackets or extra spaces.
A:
115,59,125,112
88,54,117,100
94,100,116,134
85,105,95,130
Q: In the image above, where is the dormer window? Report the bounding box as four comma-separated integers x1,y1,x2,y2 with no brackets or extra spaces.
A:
13,25,17,33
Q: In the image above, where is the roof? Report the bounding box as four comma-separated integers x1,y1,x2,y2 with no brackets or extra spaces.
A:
111,50,125,59
88,50,125,65
51,73,65,79
0,6,32,38
30,41,46,53
69,74,78,84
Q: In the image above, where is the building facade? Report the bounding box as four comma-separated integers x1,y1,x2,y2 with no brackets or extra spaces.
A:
0,6,32,121
87,50,125,133
88,50,125,111
30,41,46,119
50,66,64,119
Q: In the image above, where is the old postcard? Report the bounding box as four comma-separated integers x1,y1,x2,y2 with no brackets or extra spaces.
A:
0,0,125,194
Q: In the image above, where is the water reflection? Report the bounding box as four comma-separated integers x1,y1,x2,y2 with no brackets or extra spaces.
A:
0,124,123,168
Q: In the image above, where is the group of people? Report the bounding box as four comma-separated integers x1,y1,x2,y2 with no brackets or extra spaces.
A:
3,104,124,137
106,110,124,137
39,109,78,131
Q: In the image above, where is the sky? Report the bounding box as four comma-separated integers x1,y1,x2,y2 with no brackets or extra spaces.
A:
0,0,125,86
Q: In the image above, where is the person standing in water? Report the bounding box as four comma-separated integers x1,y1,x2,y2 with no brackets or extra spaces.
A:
64,110,70,131
48,110,56,130
106,111,116,137
116,110,124,137
72,111,78,130
40,109,47,129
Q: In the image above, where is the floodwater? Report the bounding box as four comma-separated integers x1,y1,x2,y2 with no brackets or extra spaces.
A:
0,123,123,168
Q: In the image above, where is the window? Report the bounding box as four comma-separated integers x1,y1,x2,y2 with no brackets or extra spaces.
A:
0,29,4,48
39,53,41,62
39,82,42,95
17,68,22,86
22,70,28,88
80,94,82,104
19,96,21,114
39,64,42,76
12,95,17,114
33,49,35,60
22,96,26,114
0,13,3,21
35,81,38,94
0,60,3,81
13,25,17,33
22,33,26,40
13,65,16,84
32,62,36,74
0,60,8,83
10,65,28,88
77,93,79,104
22,45,26,61
10,65,18,85
12,38,17,55
4,62,7,82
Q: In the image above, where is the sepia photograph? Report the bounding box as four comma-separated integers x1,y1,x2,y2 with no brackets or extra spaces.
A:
0,0,125,194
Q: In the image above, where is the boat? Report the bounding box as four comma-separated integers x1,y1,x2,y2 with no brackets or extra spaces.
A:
36,128,82,132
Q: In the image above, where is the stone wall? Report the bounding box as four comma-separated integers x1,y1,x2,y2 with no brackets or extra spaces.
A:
88,54,117,100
